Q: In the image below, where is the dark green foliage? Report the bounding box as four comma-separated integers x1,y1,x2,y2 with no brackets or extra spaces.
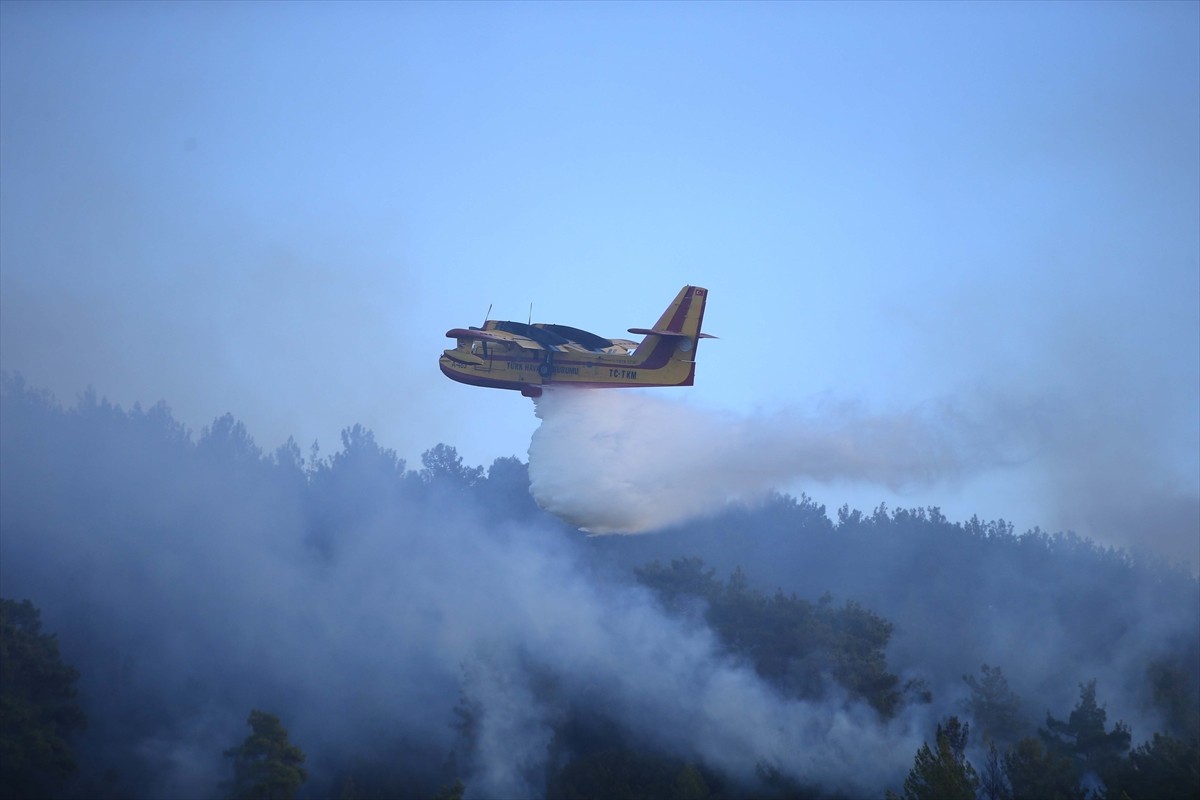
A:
429,777,465,800
548,748,715,800
1103,733,1200,800
1041,680,1131,781
978,743,1009,800
199,413,265,466
636,557,725,613
964,664,1030,747
0,598,87,799
1146,656,1200,742
1003,737,1085,800
222,710,308,800
897,716,980,800
308,424,412,550
590,500,1199,720
477,456,542,520
2,374,1198,798
903,678,934,706
420,443,484,488
636,558,901,716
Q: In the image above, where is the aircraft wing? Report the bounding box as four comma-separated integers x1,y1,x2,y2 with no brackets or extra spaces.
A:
445,327,546,350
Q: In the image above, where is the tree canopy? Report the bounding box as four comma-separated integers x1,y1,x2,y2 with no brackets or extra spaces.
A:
222,710,308,800
636,558,902,716
895,716,980,800
1,373,1197,799
964,664,1029,747
1040,679,1132,782
0,598,87,799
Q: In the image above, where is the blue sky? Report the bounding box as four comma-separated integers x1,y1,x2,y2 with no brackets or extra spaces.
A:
2,2,1197,554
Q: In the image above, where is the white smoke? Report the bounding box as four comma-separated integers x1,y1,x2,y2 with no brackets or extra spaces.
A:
450,539,928,799
527,387,1033,534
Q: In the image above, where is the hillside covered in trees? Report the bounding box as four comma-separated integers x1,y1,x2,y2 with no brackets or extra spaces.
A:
1,373,1197,799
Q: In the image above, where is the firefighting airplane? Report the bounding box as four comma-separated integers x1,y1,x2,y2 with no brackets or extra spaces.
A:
440,285,714,398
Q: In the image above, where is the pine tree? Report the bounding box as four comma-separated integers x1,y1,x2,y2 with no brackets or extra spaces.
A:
221,710,308,800
1002,737,1084,800
978,742,1010,800
1040,679,1131,780
964,664,1029,747
0,598,87,799
1103,733,1200,800
898,716,980,800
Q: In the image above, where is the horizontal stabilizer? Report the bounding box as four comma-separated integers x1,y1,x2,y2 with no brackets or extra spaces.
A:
628,328,718,339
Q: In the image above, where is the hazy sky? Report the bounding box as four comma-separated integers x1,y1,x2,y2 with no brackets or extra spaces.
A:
2,2,1197,555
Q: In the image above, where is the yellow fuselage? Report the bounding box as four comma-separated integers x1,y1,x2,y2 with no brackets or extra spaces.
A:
439,285,710,398
439,334,694,396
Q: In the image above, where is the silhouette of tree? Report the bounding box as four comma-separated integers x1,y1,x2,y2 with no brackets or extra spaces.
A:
549,749,715,800
1002,737,1083,800
3,371,1198,799
1040,679,1131,781
1146,656,1200,742
430,777,465,800
199,413,264,466
978,742,1009,800
0,598,87,799
420,443,483,488
1103,732,1200,800
477,456,541,520
637,558,902,716
306,424,409,556
634,558,722,613
895,716,980,800
221,710,307,800
964,664,1030,747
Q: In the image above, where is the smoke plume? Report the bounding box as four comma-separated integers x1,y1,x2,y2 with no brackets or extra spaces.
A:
527,387,1033,534
0,379,933,798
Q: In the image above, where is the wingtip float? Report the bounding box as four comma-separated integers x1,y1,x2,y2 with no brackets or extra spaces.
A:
439,285,715,398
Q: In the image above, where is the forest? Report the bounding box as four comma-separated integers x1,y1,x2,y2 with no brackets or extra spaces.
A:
1,372,1197,799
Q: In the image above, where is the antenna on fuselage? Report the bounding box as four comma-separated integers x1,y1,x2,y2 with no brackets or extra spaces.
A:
528,303,533,326
482,304,492,327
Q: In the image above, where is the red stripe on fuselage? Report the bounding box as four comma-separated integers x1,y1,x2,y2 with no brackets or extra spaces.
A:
665,293,693,333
